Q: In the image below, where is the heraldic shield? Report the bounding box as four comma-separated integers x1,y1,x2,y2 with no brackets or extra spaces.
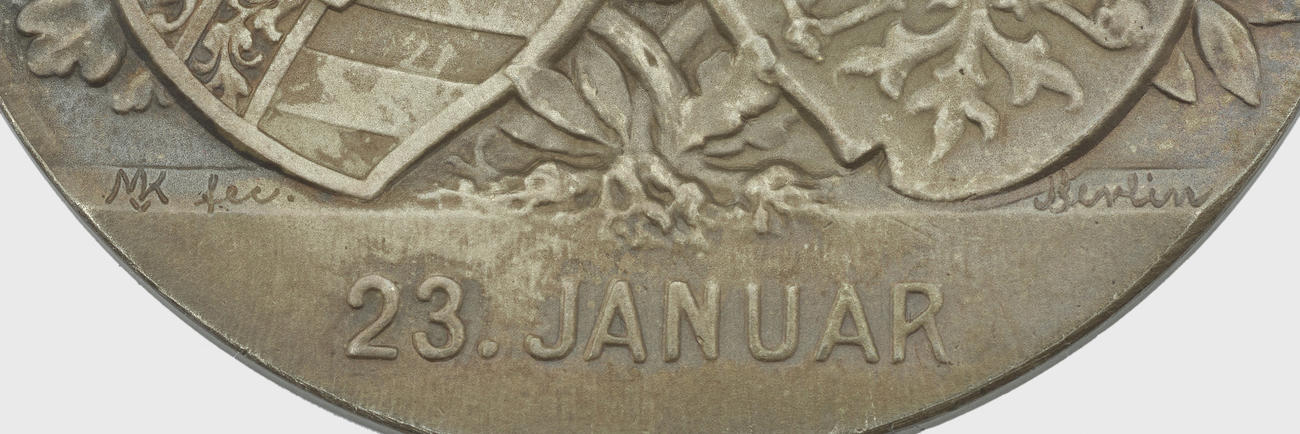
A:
117,0,602,198
707,0,1192,201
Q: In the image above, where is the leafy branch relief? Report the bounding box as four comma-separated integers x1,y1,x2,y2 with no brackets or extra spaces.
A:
785,0,1153,163
424,4,827,247
1153,0,1300,106
16,0,175,114
678,39,783,152
17,0,126,85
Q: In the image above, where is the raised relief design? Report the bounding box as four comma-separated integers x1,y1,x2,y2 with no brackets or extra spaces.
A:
183,0,310,110
1152,0,1284,105
16,0,173,113
709,0,1193,201
785,0,1151,163
114,0,605,197
420,4,828,246
342,275,954,365
13,0,1300,245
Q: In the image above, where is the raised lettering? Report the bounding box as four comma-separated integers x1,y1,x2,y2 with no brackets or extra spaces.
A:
413,276,466,361
815,284,880,363
525,279,579,361
346,275,400,360
584,280,646,363
747,284,799,362
892,283,951,364
664,281,720,362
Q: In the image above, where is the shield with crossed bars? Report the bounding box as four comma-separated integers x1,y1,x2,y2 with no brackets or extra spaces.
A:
117,0,601,198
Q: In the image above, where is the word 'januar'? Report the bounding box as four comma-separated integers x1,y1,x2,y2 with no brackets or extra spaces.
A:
346,276,951,365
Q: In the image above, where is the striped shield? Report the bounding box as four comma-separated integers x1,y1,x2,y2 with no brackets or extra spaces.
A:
118,0,602,198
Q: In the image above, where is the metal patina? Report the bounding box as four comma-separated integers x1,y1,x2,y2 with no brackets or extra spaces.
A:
2,0,1297,432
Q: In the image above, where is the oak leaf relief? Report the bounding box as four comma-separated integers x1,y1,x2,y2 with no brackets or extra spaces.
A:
17,0,126,85
16,0,175,114
788,0,1153,163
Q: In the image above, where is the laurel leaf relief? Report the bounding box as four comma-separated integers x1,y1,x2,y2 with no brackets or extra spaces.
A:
1153,49,1199,103
507,30,784,164
678,39,782,152
509,64,620,147
1195,0,1263,105
1152,0,1300,106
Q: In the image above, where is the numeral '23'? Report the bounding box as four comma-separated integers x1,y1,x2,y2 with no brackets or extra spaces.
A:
346,275,466,361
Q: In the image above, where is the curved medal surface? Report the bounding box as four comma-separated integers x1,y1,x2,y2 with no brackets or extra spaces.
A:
2,0,1298,432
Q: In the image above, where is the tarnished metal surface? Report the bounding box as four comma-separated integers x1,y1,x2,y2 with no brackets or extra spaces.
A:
2,0,1297,431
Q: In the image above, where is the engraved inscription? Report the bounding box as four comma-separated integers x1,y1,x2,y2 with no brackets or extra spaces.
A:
8,0,1300,432
194,174,286,214
1033,172,1211,213
664,281,720,362
106,168,169,212
893,283,951,364
524,279,579,361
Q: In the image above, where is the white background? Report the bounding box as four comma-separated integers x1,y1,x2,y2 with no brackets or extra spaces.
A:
1,125,1296,433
